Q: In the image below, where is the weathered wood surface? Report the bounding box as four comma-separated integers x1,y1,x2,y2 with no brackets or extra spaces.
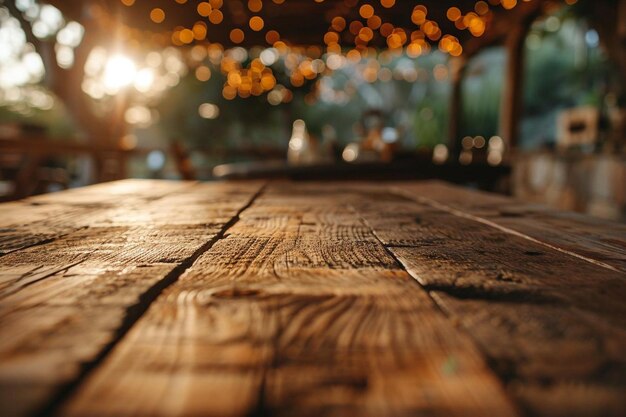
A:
0,180,624,417
394,181,626,273
353,187,626,417
0,180,195,256
0,180,263,417
61,185,517,417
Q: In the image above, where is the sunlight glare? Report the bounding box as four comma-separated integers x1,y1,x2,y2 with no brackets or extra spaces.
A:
103,55,136,93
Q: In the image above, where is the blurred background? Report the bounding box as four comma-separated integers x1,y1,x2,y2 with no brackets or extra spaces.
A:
0,0,624,220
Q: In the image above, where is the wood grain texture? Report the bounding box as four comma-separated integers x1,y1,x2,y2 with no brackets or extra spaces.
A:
352,187,626,417
3,180,625,417
0,180,196,256
0,180,263,417
395,181,626,273
61,184,518,417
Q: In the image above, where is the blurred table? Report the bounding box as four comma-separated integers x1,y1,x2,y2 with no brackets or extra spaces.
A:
1,179,625,417
212,158,511,192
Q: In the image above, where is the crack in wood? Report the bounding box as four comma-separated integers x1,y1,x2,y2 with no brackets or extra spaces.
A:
0,227,89,258
0,259,86,301
35,183,267,417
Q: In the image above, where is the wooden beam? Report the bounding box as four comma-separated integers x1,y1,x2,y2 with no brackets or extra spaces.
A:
448,57,467,156
499,22,528,151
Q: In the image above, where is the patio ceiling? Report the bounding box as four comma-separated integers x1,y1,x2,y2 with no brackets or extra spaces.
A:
48,0,550,55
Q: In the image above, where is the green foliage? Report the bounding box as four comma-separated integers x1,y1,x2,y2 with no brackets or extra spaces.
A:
0,95,76,139
414,93,449,148
521,16,613,148
460,48,504,139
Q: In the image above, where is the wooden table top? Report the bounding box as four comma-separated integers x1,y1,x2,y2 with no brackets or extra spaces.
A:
1,179,625,417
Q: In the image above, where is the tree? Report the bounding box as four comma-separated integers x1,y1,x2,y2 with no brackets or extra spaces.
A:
4,0,187,180
7,1,123,147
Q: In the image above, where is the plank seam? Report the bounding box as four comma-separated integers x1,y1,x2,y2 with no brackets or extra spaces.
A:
348,202,524,414
36,182,267,417
392,186,621,273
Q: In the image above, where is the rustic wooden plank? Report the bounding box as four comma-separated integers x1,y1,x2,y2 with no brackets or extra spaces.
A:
61,184,519,417
0,181,264,417
394,181,626,273
0,182,259,294
0,180,197,256
23,179,194,206
352,189,626,417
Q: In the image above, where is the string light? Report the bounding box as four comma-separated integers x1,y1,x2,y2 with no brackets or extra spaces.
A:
109,0,573,102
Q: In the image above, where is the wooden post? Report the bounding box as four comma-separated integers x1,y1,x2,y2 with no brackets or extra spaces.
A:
499,24,528,152
448,57,467,156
